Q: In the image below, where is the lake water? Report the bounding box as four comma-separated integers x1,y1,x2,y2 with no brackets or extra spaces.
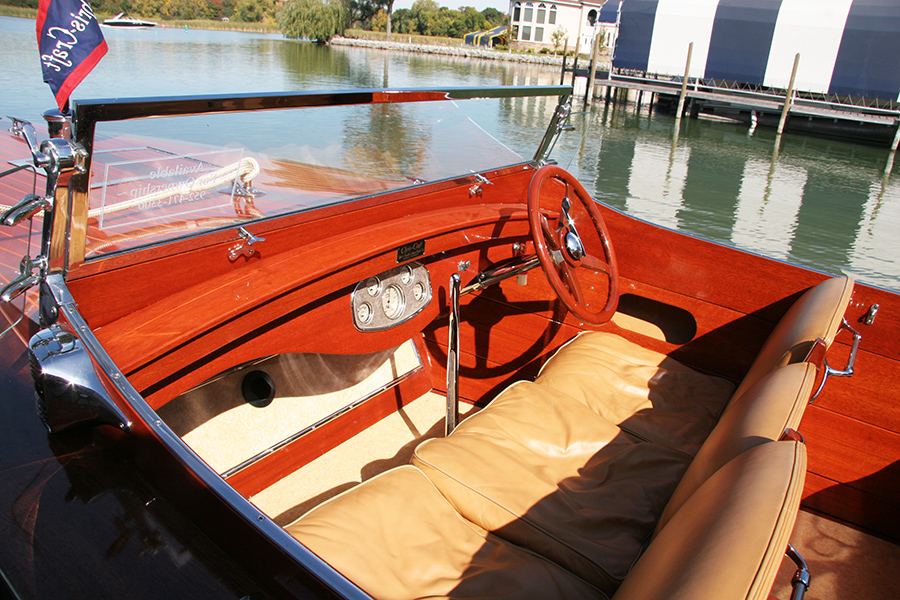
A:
2,16,897,291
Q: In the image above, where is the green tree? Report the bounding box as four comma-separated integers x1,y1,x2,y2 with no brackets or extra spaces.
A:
481,7,505,27
234,0,274,22
278,0,348,43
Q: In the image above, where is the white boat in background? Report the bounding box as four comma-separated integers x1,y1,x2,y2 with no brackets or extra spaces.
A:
102,12,157,28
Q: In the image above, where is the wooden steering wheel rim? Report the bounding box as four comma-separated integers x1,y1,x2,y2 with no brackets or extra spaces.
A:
527,165,619,325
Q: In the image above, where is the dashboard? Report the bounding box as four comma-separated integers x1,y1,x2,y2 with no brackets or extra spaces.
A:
351,261,433,331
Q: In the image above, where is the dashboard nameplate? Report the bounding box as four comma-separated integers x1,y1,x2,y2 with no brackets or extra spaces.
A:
397,240,425,263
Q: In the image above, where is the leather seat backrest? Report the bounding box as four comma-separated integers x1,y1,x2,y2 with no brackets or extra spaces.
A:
612,440,806,600
731,276,853,402
655,362,815,532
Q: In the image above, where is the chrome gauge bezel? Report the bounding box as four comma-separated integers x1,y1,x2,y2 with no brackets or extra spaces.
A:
351,261,433,331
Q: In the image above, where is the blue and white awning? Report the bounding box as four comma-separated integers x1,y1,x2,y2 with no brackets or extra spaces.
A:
613,0,900,101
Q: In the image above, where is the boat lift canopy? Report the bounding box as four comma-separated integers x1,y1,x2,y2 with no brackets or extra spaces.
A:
613,0,900,102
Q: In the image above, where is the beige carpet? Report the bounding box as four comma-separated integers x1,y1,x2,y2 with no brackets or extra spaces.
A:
771,509,900,599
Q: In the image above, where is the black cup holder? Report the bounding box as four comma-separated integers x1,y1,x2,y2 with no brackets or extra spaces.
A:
242,370,275,408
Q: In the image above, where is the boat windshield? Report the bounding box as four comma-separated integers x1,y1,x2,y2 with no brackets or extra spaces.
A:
75,87,570,259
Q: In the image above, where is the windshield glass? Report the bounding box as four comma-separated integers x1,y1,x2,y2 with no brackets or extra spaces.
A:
83,90,565,257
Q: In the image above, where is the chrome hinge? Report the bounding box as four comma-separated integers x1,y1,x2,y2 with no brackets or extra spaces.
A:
0,254,46,303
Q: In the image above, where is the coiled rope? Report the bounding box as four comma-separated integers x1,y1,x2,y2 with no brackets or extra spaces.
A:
0,157,261,218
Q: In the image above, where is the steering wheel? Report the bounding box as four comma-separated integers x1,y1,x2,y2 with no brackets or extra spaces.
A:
527,165,618,325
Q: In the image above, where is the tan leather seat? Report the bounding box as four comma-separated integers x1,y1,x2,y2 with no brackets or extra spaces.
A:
533,276,853,453
412,381,691,595
611,440,807,600
655,362,816,532
731,275,854,401
534,331,734,453
286,465,602,600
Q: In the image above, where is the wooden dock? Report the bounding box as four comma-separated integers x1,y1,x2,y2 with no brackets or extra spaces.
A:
561,58,900,147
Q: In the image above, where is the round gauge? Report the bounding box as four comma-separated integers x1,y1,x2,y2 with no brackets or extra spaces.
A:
381,284,405,320
413,282,425,301
365,277,380,296
400,265,414,285
356,302,372,324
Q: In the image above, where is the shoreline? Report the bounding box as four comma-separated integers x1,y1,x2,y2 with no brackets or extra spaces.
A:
0,10,602,68
332,36,612,69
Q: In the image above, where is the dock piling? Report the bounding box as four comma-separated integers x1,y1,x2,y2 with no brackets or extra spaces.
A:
675,42,694,120
586,34,601,105
777,53,801,137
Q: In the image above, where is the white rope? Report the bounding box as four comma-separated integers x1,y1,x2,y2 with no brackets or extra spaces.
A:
0,157,261,218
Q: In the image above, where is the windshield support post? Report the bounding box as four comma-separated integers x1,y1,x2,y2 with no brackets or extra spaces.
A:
533,92,574,166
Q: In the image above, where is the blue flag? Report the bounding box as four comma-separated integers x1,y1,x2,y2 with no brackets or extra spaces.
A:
36,0,107,112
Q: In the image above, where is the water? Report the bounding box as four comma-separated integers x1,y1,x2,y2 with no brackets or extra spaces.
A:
2,16,898,291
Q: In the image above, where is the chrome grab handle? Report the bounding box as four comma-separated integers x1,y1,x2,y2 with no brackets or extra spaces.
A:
786,544,810,600
446,273,461,436
812,318,861,400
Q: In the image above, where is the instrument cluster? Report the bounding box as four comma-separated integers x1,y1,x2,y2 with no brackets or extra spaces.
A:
351,261,432,331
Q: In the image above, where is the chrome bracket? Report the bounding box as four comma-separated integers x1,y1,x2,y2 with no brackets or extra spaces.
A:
786,544,811,600
864,304,879,326
468,172,494,197
812,318,861,401
228,227,266,261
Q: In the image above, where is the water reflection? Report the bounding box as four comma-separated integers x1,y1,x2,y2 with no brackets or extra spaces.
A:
555,102,900,291
1,15,896,290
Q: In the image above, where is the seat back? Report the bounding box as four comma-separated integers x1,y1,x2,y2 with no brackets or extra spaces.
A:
612,440,806,600
732,276,853,403
655,362,815,532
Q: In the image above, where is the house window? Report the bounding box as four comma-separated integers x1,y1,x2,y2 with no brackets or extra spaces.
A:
535,26,544,42
549,5,557,24
513,2,521,22
537,3,545,24
524,2,533,21
522,25,532,40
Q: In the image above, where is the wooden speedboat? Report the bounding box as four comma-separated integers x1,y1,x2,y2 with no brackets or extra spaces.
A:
102,12,157,28
0,87,898,599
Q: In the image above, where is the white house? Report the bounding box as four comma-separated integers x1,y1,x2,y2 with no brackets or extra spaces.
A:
508,0,619,55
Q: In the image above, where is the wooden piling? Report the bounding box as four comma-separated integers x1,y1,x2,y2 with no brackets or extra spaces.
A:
585,33,601,105
675,42,693,121
777,53,800,136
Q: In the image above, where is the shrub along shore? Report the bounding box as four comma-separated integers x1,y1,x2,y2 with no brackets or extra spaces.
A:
2,8,606,69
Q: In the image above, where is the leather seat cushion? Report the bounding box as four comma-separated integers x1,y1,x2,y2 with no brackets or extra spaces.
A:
287,465,602,600
611,440,806,600
534,331,734,454
412,381,692,595
655,362,816,532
